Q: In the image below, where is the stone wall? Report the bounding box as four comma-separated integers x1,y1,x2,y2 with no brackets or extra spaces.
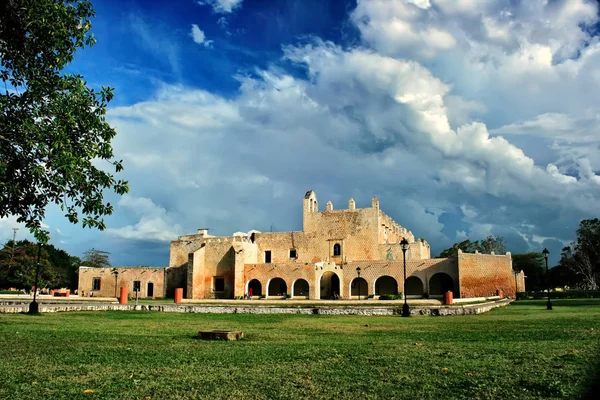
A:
78,266,166,298
166,264,187,298
457,251,515,298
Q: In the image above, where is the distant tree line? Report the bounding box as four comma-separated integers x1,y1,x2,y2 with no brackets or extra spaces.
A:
0,240,110,291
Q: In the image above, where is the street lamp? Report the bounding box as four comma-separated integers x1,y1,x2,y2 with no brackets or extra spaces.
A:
400,238,410,317
28,243,42,314
542,248,552,310
356,267,361,300
112,268,119,297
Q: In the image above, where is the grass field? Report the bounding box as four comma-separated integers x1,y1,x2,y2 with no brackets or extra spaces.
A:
1,299,599,400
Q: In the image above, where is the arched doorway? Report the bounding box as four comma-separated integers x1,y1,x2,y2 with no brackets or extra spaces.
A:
268,278,287,297
293,279,309,298
429,273,454,296
351,277,368,299
404,276,424,296
375,276,398,295
247,279,262,297
320,272,340,299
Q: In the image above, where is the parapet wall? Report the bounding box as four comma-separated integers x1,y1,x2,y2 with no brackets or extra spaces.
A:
457,251,515,298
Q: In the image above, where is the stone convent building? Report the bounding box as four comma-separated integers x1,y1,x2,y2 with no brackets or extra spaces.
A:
79,191,526,300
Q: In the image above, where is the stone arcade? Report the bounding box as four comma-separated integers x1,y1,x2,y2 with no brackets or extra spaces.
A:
78,191,526,300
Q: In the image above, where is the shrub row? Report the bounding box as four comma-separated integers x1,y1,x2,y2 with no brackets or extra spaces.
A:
379,293,403,300
529,290,600,299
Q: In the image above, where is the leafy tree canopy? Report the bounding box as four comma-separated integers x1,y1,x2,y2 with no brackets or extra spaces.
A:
0,0,128,244
512,252,545,292
437,236,506,258
0,240,81,290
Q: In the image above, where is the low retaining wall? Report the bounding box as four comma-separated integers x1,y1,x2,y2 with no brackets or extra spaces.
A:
0,299,512,316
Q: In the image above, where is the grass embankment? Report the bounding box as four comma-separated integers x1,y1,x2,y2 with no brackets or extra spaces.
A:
0,299,599,399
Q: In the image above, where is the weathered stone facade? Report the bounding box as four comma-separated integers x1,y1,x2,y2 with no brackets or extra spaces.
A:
78,191,526,300
78,266,166,298
164,191,526,300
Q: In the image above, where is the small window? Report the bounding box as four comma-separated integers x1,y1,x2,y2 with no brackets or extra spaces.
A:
333,243,341,256
133,281,141,292
265,250,272,263
147,282,154,297
214,277,225,292
92,278,101,291
289,249,297,259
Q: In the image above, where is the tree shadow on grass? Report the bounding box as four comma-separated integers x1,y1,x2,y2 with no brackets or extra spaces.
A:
582,351,600,400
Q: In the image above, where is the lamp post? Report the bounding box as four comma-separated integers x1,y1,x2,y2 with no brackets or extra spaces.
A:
356,267,361,300
400,238,410,317
542,248,552,310
112,268,119,298
28,243,42,314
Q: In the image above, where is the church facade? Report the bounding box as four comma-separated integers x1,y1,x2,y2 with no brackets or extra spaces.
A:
79,190,526,300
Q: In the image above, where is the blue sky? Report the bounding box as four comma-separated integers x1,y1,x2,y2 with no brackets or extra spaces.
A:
3,0,600,267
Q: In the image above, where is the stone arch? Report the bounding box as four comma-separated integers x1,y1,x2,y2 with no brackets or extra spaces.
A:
404,276,423,296
375,276,398,295
292,279,309,298
246,279,262,297
319,271,340,299
350,277,368,299
429,273,454,296
267,278,288,297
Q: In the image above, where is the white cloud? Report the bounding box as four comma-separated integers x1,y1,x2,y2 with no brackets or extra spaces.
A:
190,24,213,47
33,0,599,265
197,0,242,14
103,37,600,260
106,195,183,242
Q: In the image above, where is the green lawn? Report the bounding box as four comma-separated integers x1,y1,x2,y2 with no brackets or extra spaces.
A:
1,299,599,400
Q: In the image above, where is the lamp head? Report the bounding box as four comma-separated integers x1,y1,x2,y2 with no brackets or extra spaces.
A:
400,238,410,251
542,248,549,260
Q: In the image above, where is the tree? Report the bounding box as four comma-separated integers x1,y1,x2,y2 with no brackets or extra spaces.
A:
0,240,54,289
44,243,81,289
512,253,545,292
0,0,129,244
558,218,600,290
82,248,110,268
437,236,506,258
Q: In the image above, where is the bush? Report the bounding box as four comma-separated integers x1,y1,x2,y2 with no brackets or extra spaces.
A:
530,290,600,299
379,293,403,300
0,290,21,295
516,292,528,300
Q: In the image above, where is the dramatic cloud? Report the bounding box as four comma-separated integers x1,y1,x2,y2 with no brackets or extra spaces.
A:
3,0,599,267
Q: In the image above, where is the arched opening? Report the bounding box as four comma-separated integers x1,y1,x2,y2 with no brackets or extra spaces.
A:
267,278,287,297
375,276,398,295
351,277,368,299
429,273,454,296
247,279,262,297
320,272,340,299
333,243,341,256
293,279,309,298
404,276,424,296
